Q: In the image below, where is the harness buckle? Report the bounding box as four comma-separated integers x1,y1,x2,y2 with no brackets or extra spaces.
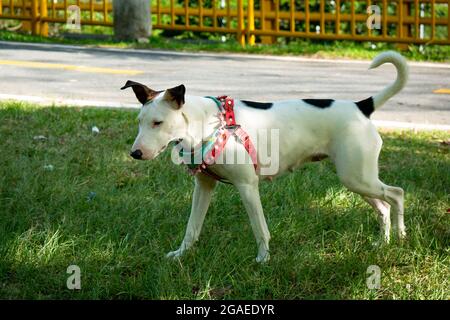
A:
225,124,240,130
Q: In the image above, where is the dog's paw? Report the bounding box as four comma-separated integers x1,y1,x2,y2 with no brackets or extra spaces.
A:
256,252,270,263
398,229,407,240
166,248,185,259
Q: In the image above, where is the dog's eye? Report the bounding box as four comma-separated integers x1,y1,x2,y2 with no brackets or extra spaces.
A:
152,121,163,127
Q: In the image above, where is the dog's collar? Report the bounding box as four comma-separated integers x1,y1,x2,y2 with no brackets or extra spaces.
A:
178,96,258,183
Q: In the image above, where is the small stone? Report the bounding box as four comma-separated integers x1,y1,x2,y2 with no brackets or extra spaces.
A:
33,135,47,141
43,164,54,171
87,191,96,202
92,126,100,134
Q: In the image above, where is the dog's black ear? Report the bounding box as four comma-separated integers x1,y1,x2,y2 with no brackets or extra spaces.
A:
121,80,161,105
163,84,186,109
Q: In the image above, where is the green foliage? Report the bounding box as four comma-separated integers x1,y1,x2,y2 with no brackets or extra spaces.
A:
0,102,448,299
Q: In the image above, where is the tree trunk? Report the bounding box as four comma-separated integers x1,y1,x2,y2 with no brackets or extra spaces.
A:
113,0,151,41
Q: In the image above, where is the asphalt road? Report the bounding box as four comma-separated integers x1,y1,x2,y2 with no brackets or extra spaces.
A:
0,41,449,126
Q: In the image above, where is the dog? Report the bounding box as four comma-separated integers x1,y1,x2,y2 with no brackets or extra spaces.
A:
122,51,408,263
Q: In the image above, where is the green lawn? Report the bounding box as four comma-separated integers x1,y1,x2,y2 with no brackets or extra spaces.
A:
0,102,448,299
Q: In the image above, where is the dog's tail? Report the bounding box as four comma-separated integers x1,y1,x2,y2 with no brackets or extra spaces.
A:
355,51,409,118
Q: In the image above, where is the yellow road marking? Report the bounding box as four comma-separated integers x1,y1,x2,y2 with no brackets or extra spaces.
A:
0,59,143,75
433,88,450,94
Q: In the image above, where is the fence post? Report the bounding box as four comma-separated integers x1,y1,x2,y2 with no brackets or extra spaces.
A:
247,0,255,45
430,0,435,40
396,0,408,50
31,0,39,35
404,1,412,38
260,0,276,44
237,0,245,46
40,0,48,36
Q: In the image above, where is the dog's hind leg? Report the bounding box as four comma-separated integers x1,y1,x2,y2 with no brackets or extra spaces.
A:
362,197,391,242
166,173,217,259
332,129,405,242
340,177,404,243
236,182,271,263
383,185,405,239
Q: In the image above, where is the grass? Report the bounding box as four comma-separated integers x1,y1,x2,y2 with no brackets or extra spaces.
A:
0,101,449,300
1,30,450,62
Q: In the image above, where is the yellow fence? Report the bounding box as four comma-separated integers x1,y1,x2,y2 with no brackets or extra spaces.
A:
0,0,449,45
248,0,450,45
153,0,246,45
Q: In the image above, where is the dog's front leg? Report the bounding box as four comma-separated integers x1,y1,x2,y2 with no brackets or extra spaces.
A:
166,173,217,259
236,183,271,263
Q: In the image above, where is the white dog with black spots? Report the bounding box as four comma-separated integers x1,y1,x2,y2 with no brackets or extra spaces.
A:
123,51,408,263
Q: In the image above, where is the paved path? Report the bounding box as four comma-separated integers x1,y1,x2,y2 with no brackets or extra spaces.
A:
0,41,449,127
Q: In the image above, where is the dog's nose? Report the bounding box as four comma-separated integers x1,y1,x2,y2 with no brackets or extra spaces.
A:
130,149,143,160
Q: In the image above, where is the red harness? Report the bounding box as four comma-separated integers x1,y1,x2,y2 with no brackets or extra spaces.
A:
187,96,258,182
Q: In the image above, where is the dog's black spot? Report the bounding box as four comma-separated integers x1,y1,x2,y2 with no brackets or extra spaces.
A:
302,99,334,108
241,100,273,110
355,97,374,118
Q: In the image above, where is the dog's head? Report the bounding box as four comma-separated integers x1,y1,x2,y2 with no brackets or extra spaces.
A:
122,80,187,160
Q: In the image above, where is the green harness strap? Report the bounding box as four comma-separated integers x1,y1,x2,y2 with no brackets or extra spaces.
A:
205,96,223,110
179,96,223,170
